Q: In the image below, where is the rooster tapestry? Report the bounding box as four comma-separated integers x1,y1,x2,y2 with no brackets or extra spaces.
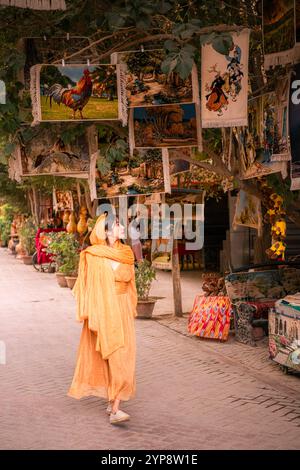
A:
30,64,122,124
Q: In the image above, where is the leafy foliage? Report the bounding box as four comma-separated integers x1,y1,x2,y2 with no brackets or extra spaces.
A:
135,259,156,300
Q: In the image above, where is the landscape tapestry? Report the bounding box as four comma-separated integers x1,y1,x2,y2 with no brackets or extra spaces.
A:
118,49,197,108
289,63,300,190
263,0,295,69
96,149,166,198
201,29,249,128
30,64,122,124
16,129,91,178
131,103,199,149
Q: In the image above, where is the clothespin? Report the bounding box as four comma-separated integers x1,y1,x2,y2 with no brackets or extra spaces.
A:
66,33,70,41
62,59,65,67
87,59,90,66
43,35,47,41
140,44,144,53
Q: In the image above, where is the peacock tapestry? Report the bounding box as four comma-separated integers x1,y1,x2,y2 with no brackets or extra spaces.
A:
30,64,122,124
201,29,249,128
15,129,91,178
130,103,199,149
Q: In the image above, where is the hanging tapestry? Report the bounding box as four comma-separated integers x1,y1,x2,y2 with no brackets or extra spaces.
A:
168,147,192,175
130,103,200,151
15,128,91,178
188,295,232,341
0,0,66,9
268,78,290,162
201,29,249,128
263,0,295,70
96,148,166,199
117,49,198,108
151,221,174,271
30,64,124,125
53,190,73,212
289,63,300,190
234,116,287,180
162,148,171,194
233,190,262,234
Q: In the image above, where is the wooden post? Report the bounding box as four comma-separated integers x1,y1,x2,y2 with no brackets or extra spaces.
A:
172,237,183,317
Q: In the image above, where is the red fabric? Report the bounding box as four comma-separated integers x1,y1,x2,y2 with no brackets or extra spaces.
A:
35,228,65,264
188,295,233,341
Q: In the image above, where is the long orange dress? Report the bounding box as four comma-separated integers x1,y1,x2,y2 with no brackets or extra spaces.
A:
68,263,136,402
68,213,137,403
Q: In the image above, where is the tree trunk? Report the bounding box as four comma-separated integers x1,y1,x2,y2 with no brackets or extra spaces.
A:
172,238,183,317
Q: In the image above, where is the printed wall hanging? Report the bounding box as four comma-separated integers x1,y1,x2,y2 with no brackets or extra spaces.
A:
129,103,200,151
14,128,91,178
201,29,249,128
151,221,174,271
30,64,124,125
289,62,300,190
234,106,287,181
267,78,290,162
168,147,192,175
0,0,66,9
96,148,167,199
263,0,296,70
116,49,199,108
233,190,262,235
53,190,74,212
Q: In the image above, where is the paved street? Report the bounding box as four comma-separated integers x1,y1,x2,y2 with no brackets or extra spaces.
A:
0,248,299,450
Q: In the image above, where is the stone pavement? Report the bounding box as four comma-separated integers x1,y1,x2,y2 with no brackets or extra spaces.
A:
0,248,299,450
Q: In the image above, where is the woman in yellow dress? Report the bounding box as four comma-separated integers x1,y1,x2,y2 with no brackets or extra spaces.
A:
68,213,137,424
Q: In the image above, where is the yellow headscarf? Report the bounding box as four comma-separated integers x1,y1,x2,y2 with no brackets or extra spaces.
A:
72,213,137,359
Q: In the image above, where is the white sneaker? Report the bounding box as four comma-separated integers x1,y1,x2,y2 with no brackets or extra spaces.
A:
106,403,112,415
109,409,130,424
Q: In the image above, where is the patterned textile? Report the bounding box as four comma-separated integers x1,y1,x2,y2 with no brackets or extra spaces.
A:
201,29,249,128
188,295,232,341
225,269,300,304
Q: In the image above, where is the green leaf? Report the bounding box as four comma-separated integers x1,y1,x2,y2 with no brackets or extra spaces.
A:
164,39,179,52
212,34,234,55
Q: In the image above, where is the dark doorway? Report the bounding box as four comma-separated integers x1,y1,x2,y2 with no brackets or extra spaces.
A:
204,195,229,270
